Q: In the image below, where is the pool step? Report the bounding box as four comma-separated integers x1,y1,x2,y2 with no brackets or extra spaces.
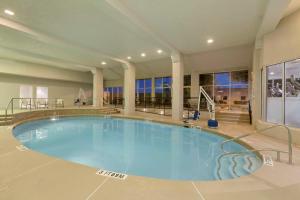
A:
215,112,250,124
216,153,260,180
0,115,13,126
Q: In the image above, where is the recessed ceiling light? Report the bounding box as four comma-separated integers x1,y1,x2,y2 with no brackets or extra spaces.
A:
207,39,214,44
4,9,14,16
157,49,163,54
101,61,107,65
127,56,132,60
141,53,146,57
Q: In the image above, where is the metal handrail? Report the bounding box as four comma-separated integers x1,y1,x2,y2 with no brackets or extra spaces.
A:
5,98,64,120
220,124,293,164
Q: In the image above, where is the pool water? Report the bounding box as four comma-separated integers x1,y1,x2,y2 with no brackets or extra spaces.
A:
13,116,262,180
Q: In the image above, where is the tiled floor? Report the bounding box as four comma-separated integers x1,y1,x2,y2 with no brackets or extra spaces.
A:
1,111,300,200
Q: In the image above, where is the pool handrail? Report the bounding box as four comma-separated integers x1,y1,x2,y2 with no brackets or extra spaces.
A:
5,97,64,120
220,124,293,164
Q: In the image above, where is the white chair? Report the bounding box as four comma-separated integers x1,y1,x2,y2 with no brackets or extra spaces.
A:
20,99,31,109
55,99,64,108
37,99,48,109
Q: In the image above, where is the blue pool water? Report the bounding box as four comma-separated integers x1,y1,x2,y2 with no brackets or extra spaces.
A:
13,116,262,180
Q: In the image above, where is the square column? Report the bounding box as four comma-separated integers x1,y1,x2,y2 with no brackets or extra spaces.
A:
191,71,199,97
171,53,184,121
92,68,104,107
123,62,136,115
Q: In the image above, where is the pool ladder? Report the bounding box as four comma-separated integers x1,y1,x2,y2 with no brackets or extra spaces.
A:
216,124,293,180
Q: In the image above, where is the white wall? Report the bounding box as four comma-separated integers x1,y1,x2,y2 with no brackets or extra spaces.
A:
0,73,92,109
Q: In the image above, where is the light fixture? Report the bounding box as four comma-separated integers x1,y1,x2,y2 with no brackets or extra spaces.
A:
101,61,107,65
157,49,163,54
141,53,146,57
127,56,132,60
270,72,275,75
207,39,214,44
4,9,14,16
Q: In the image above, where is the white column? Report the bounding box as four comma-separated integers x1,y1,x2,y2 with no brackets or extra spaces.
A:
252,39,264,126
171,52,184,121
123,62,136,115
92,68,104,107
191,71,199,98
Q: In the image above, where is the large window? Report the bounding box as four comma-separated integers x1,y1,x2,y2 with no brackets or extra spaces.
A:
285,60,300,127
184,75,191,97
20,85,33,98
155,77,172,99
199,70,249,111
265,59,300,128
36,87,48,99
104,87,123,104
136,78,152,104
266,64,283,124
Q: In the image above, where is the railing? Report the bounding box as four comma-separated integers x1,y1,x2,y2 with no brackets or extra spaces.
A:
248,101,252,125
5,98,64,119
220,124,293,164
135,97,172,116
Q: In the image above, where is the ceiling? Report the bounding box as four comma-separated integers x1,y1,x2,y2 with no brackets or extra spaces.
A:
0,0,294,80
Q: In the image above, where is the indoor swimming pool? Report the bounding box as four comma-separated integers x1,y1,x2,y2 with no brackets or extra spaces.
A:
13,116,262,180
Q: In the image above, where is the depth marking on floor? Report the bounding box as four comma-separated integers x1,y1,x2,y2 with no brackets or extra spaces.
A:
96,169,128,180
192,182,206,200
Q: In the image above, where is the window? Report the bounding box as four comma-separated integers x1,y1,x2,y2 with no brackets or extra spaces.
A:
285,60,300,127
36,87,48,99
136,78,152,105
265,59,300,128
104,86,123,104
183,75,191,106
184,75,191,86
155,77,172,99
266,64,283,124
20,85,33,98
199,70,249,111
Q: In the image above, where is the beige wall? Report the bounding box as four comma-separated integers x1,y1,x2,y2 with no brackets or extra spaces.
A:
0,59,92,84
252,9,300,144
105,44,253,89
0,73,92,109
184,44,253,74
263,10,300,66
104,79,123,88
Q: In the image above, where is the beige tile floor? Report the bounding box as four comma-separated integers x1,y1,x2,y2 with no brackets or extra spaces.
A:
1,111,300,200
